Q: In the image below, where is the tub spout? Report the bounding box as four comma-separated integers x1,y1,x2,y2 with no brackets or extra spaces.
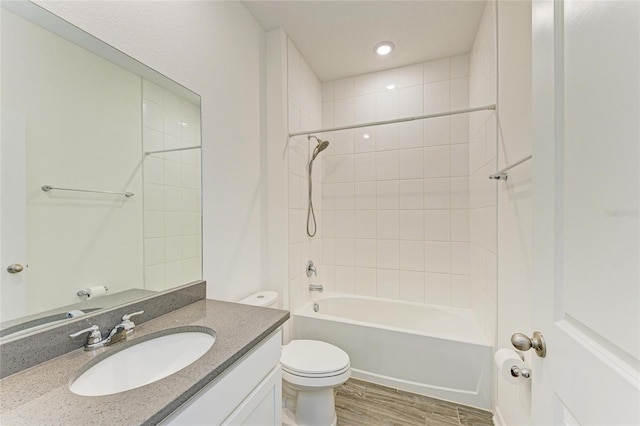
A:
309,284,323,292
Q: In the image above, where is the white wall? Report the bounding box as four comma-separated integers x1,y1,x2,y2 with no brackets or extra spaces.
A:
468,0,498,345
318,57,472,307
36,1,267,301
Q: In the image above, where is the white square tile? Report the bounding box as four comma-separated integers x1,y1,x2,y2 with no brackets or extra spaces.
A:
355,127,377,153
322,102,334,128
450,115,470,144
376,151,399,180
145,211,164,238
182,235,200,258
425,241,450,273
164,160,181,187
450,210,470,242
451,177,469,209
424,178,450,209
423,57,450,83
399,86,423,118
165,236,182,262
144,157,164,185
143,100,164,132
355,152,376,182
144,183,164,211
376,181,399,210
355,94,376,124
377,240,400,270
377,269,400,299
355,211,377,239
355,267,377,296
399,179,424,210
398,121,423,149
165,211,182,236
334,97,355,126
376,123,399,151
335,266,356,294
451,54,470,78
289,175,301,210
423,146,450,177
144,238,164,266
425,273,451,305
332,155,355,183
333,183,354,210
289,242,301,280
165,261,183,288
322,212,335,238
399,63,424,88
424,116,450,146
399,210,424,240
355,182,377,210
486,250,497,297
400,271,425,302
322,81,334,102
288,210,301,244
322,183,335,211
424,80,451,115
333,77,355,99
424,210,450,241
182,212,201,236
335,238,355,266
355,239,377,267
143,79,164,104
451,242,470,274
181,188,200,213
451,144,469,177
355,73,377,96
399,240,424,271
376,68,399,91
182,257,201,283
331,129,354,155
376,90,399,121
164,110,182,138
377,210,399,239
451,274,471,307
145,264,165,291
143,128,163,153
451,77,470,110
323,238,335,264
399,148,424,179
334,210,355,238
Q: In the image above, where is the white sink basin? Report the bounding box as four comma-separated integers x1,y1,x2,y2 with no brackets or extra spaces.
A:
70,329,215,396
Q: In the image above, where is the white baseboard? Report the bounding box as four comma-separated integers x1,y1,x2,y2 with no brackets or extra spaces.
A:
493,406,507,426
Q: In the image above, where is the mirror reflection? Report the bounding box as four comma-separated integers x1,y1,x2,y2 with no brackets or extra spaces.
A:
0,3,202,340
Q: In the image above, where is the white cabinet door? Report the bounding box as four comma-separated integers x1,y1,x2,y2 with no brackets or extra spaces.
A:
222,366,282,426
531,0,640,423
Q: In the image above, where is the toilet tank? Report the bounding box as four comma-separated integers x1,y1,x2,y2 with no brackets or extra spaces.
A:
238,291,279,309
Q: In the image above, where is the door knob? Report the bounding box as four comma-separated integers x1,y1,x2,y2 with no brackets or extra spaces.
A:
7,264,24,274
511,331,547,358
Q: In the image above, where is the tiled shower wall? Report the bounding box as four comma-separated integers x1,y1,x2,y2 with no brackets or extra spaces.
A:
287,40,323,313
468,1,498,343
142,79,202,292
318,56,473,307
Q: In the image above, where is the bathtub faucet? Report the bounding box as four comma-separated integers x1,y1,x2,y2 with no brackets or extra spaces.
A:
309,284,323,292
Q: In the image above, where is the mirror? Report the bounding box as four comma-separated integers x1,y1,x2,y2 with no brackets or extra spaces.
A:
0,1,202,340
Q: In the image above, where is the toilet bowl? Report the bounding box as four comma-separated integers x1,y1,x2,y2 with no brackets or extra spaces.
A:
237,292,351,426
281,340,351,426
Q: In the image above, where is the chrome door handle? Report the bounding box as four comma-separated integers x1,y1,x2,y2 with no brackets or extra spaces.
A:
511,331,547,358
7,264,24,274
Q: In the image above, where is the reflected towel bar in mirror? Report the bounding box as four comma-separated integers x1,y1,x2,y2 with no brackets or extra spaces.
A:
144,145,201,156
489,155,533,181
41,185,134,198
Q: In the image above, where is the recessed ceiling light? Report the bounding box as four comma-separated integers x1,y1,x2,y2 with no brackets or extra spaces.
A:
374,41,395,56
386,84,396,90
362,133,371,139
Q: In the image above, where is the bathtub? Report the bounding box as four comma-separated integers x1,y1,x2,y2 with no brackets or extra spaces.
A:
292,293,492,409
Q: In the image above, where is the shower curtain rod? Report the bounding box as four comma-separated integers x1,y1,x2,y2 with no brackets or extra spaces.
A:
288,104,496,138
144,145,201,156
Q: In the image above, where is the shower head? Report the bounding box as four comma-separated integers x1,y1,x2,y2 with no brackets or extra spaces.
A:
309,135,330,162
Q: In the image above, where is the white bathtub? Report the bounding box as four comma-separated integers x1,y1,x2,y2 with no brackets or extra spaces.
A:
292,293,492,409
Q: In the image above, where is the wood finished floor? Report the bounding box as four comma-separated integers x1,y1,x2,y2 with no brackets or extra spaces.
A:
334,378,494,426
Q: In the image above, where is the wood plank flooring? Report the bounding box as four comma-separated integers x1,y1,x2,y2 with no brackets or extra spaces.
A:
334,378,494,426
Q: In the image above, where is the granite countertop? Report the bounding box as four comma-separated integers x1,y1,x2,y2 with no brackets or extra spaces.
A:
0,299,289,425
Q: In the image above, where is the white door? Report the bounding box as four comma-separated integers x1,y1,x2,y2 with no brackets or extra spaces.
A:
531,0,639,424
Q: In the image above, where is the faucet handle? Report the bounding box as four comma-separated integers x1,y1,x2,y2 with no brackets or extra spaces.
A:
122,310,144,322
69,325,102,345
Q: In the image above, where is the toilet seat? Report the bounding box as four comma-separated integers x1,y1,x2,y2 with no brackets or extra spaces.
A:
281,340,351,387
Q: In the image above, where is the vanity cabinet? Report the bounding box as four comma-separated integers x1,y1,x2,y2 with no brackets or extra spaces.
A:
162,329,282,425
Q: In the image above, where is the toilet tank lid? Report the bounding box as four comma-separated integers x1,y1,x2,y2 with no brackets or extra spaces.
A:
238,291,279,307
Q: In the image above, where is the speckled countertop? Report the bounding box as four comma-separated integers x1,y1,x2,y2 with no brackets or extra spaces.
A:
0,299,289,425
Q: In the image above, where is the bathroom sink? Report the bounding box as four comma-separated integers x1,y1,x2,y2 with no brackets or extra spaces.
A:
69,328,215,396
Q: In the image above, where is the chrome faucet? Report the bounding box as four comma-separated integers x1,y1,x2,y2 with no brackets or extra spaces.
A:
309,284,323,292
69,310,144,351
306,260,317,277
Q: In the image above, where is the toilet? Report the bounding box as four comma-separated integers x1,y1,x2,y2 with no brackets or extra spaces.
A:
238,292,351,426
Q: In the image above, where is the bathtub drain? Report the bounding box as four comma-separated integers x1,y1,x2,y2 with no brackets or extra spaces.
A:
313,303,319,312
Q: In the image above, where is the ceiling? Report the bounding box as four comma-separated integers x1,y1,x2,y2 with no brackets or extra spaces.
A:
243,1,486,82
